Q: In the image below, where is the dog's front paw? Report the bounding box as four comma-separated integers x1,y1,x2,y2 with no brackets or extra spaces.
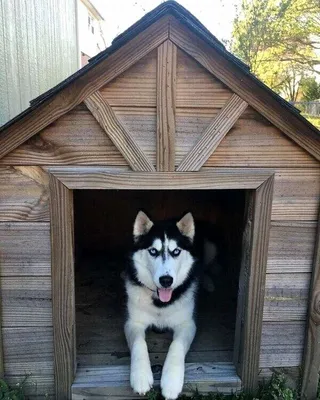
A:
130,363,154,395
161,363,184,399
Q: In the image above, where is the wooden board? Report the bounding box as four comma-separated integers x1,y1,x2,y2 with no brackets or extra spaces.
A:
5,375,55,398
49,174,75,399
1,276,52,327
2,327,54,375
0,222,51,276
267,222,317,273
100,50,157,107
263,273,311,321
0,105,128,166
72,363,241,398
204,109,319,168
301,211,320,399
0,166,49,221
176,49,233,109
272,169,320,221
84,92,154,171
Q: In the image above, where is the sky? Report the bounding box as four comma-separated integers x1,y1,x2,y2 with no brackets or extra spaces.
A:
91,0,239,47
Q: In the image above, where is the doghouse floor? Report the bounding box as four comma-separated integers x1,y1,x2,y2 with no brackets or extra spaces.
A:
76,254,236,368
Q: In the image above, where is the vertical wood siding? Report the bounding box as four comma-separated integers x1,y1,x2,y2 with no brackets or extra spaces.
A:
0,0,78,126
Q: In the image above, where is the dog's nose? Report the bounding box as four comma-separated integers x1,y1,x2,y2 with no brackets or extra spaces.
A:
159,275,173,288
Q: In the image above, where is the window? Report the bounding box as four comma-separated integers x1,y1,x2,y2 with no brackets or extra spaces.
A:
88,12,95,34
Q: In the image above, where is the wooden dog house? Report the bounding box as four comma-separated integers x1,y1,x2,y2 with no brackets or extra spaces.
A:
0,2,319,399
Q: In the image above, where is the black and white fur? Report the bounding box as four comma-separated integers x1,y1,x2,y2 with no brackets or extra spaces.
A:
124,211,217,399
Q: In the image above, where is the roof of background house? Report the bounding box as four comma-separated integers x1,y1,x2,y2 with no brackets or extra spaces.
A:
81,0,105,21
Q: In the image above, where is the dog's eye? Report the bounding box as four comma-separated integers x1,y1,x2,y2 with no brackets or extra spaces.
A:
148,248,159,257
172,248,181,257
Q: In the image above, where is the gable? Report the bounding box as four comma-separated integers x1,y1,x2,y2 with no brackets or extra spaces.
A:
0,5,319,164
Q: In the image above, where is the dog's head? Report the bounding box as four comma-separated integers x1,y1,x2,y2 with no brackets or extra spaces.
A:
132,211,196,303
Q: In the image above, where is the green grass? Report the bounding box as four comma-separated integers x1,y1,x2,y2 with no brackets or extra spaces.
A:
302,114,320,129
146,374,297,400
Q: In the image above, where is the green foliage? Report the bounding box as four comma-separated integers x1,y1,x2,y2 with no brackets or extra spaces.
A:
0,378,26,400
300,77,320,101
146,373,297,400
231,0,320,101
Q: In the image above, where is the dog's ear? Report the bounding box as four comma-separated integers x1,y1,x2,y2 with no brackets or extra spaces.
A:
176,212,195,241
133,211,153,240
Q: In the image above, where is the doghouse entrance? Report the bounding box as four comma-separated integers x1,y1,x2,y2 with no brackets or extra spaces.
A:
73,189,245,395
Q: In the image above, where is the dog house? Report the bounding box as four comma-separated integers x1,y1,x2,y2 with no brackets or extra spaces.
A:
0,2,320,399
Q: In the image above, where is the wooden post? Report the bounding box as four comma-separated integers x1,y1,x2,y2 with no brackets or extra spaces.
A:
49,174,75,400
301,210,320,399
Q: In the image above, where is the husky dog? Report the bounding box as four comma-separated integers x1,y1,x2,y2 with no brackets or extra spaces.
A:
124,211,217,400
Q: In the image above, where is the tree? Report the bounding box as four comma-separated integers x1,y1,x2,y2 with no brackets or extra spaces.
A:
231,0,320,101
300,77,320,101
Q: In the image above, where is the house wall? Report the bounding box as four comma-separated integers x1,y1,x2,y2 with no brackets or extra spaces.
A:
0,0,79,127
0,48,319,397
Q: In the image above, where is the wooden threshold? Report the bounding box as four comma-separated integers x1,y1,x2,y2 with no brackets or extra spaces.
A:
72,363,241,399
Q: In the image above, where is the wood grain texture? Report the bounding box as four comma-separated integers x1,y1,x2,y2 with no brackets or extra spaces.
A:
267,222,317,273
84,92,155,171
1,276,52,327
72,363,241,398
272,169,320,221
156,40,177,171
0,104,128,166
3,327,54,375
0,166,49,221
169,18,320,161
176,48,233,108
0,16,170,160
177,94,247,171
49,175,75,399
100,50,157,107
5,375,54,398
0,222,50,276
301,212,320,399
239,175,274,391
263,273,311,321
49,167,273,190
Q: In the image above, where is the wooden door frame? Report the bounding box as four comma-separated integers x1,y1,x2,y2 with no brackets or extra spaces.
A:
48,167,274,399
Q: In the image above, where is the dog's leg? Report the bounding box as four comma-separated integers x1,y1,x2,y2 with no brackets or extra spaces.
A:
160,320,196,399
125,320,153,395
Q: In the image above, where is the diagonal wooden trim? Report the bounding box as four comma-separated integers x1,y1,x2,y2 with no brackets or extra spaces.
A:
301,209,320,399
49,175,75,399
84,92,155,172
237,175,274,391
47,166,273,190
156,40,177,171
0,16,170,161
169,18,320,162
177,94,248,171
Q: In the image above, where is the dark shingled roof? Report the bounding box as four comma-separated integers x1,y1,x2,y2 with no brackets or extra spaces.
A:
0,0,319,138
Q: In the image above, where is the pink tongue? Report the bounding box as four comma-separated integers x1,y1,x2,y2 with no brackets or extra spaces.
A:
158,288,173,302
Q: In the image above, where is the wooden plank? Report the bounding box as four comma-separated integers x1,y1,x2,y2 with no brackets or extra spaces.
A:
0,16,170,160
0,104,128,166
177,94,248,171
202,109,319,168
258,367,300,388
176,48,233,108
0,166,49,221
263,273,311,321
169,18,320,161
272,169,320,221
5,375,55,398
84,92,155,172
267,222,317,273
100,50,157,107
1,276,52,327
0,222,51,276
49,174,75,399
239,175,274,391
2,327,54,375
301,211,320,399
72,363,241,398
48,167,273,190
156,40,176,171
